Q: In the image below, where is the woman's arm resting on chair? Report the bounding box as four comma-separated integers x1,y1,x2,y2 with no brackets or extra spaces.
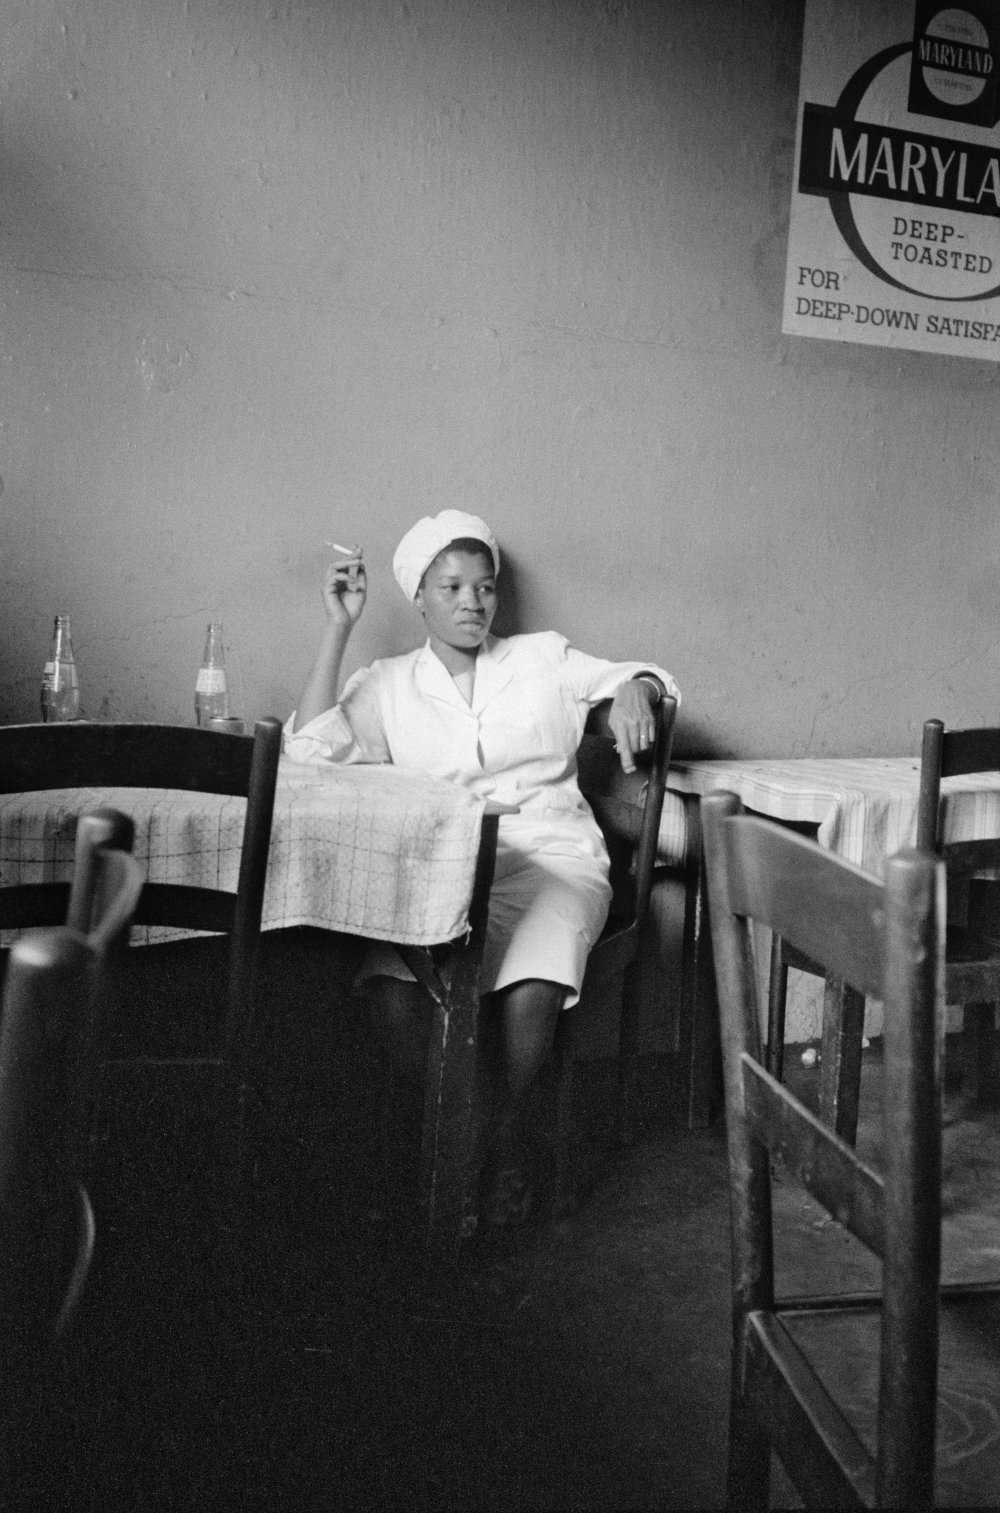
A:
608,675,664,775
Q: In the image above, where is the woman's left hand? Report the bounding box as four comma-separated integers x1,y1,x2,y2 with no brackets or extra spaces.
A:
608,680,659,774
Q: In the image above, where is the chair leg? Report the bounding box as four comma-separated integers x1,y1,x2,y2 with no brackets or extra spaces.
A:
726,1359,770,1512
818,979,865,1145
765,937,788,1083
679,802,724,1129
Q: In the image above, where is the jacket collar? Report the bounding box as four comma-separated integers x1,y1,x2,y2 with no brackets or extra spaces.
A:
415,636,515,712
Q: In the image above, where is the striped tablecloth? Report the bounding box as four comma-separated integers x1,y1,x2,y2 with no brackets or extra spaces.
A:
0,759,488,947
666,756,1000,875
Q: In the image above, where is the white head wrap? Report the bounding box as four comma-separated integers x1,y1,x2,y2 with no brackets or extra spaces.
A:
392,510,500,601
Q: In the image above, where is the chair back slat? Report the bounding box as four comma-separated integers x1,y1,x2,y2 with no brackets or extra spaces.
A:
742,1058,885,1255
717,812,886,1000
940,837,1000,875
938,725,1000,779
0,883,72,931
132,883,236,935
0,723,256,797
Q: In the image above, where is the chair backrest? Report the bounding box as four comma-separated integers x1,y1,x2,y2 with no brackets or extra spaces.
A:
0,831,144,1369
0,719,283,1044
577,694,677,928
917,717,1000,873
702,789,945,1508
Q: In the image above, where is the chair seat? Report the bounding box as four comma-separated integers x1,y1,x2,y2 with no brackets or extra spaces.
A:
778,1292,1000,1508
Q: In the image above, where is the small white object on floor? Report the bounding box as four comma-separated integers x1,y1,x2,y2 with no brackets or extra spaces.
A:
801,1047,818,1067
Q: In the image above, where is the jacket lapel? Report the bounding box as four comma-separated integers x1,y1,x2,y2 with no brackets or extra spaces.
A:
414,637,517,713
414,642,472,712
470,637,516,713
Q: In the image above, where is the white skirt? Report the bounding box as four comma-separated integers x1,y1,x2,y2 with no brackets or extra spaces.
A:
357,814,613,1009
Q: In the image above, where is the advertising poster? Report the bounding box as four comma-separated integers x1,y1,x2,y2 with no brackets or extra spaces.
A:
783,1,1000,360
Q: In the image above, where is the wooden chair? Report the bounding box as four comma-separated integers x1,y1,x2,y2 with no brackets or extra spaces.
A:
917,717,1000,1103
550,692,677,1205
703,788,1000,1510
0,828,144,1378
0,720,283,1266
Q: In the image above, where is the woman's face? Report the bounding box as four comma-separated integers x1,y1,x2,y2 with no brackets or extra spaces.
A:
416,547,498,656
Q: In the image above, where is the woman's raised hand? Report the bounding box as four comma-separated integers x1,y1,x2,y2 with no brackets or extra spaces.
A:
322,552,367,628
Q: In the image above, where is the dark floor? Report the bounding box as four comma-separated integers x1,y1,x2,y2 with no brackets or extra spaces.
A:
7,930,1000,1511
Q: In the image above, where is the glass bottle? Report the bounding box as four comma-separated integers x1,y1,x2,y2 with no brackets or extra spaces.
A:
40,614,81,722
195,621,230,726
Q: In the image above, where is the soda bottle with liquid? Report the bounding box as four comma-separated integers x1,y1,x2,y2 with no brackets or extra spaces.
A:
195,622,230,726
40,614,81,722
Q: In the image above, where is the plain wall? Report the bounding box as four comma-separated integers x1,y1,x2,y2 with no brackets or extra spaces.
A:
3,0,998,756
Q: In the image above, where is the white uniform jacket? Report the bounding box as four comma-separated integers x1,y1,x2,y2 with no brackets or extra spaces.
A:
284,632,680,1001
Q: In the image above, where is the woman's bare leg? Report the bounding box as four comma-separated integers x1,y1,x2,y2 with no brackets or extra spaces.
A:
500,978,565,1107
480,978,565,1223
361,974,430,1086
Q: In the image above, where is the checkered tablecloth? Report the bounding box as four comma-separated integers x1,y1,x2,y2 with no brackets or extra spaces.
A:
0,759,488,947
666,756,1000,874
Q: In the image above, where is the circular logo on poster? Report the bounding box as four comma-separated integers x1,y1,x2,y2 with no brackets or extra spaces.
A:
824,41,1000,303
921,8,990,106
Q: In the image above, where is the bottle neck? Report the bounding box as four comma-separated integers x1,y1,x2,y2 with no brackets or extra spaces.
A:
202,622,225,666
53,616,74,661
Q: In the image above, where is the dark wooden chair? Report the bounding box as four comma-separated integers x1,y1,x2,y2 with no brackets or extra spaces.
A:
0,828,144,1379
550,692,677,1206
0,720,283,1267
917,717,1000,1103
703,788,1000,1510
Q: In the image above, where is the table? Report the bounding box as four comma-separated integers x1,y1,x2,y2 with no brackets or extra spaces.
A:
0,758,489,946
665,755,1000,876
0,758,497,1263
661,755,1000,1121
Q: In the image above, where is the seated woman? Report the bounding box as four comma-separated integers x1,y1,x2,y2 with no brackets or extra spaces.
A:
285,510,679,1223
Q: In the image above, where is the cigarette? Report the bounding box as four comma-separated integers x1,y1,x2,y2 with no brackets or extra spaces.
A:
325,541,362,557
